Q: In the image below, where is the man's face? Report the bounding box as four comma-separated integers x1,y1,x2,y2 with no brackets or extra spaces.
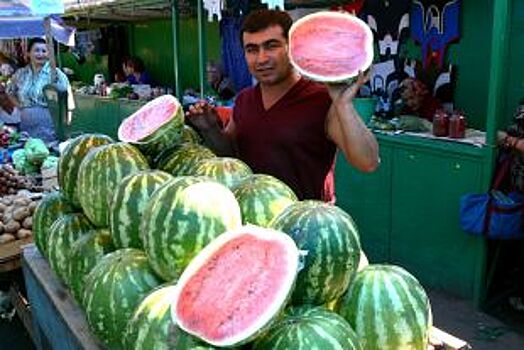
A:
206,65,220,85
243,25,293,85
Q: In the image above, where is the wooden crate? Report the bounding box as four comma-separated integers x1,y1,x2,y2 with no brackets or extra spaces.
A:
0,236,33,273
21,244,104,350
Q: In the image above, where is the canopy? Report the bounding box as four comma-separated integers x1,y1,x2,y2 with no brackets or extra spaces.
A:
0,1,75,46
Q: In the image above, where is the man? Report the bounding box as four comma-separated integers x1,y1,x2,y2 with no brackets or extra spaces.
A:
206,61,236,101
187,9,379,203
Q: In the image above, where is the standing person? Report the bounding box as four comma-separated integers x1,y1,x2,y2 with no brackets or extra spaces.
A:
187,9,379,202
206,61,236,101
123,56,152,85
8,38,70,142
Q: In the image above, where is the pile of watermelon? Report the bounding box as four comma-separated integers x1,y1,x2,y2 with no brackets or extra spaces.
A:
33,93,433,350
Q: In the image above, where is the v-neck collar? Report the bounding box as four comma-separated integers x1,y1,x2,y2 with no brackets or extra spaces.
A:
256,77,306,114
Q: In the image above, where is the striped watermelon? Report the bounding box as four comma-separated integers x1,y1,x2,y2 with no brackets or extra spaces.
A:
109,171,173,249
142,176,242,281
123,285,214,350
47,213,94,283
337,265,433,350
58,134,113,207
158,143,215,176
173,226,299,347
83,249,162,350
233,174,297,227
33,191,75,258
67,229,115,303
181,124,202,144
118,94,185,158
77,143,149,227
193,157,252,189
270,201,361,305
253,306,362,350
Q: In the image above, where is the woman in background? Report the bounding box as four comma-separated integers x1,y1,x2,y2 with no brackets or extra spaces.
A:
8,38,70,142
123,56,152,85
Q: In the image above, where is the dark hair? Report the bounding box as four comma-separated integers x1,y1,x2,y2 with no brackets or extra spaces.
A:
240,9,293,45
27,38,47,52
123,56,145,73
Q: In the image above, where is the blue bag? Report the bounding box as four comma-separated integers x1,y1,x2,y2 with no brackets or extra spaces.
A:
460,152,524,239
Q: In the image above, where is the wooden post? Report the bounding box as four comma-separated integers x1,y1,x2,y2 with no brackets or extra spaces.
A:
197,0,207,99
43,16,57,83
171,0,181,98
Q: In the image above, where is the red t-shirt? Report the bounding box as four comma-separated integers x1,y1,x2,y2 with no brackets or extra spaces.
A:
232,78,336,202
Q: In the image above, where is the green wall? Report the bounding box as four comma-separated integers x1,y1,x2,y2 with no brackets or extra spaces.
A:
128,18,221,93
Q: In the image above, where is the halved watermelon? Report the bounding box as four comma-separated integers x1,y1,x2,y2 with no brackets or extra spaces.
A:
289,11,374,82
173,225,299,347
118,94,185,156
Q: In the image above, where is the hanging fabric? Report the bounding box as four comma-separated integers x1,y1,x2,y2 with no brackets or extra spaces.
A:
260,0,285,10
220,16,252,93
203,0,224,22
224,0,250,16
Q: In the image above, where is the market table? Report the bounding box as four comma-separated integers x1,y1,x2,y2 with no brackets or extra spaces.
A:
21,243,469,350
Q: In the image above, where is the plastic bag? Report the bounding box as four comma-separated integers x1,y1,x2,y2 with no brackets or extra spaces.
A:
12,149,39,175
41,156,59,170
24,138,49,165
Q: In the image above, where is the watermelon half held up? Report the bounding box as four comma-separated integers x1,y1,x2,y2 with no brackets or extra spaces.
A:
118,94,185,157
173,225,300,347
289,11,374,82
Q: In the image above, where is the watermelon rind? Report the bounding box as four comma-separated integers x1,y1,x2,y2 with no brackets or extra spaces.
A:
192,157,253,189
288,11,374,83
337,264,433,350
253,306,363,350
58,133,113,208
118,94,185,157
173,225,300,347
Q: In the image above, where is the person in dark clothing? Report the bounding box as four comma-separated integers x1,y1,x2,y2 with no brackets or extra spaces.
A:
206,61,236,101
123,56,152,85
187,9,379,202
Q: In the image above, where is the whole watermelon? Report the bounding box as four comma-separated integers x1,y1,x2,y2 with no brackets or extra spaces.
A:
124,285,214,350
233,174,297,227
142,176,242,281
67,229,115,303
83,249,162,350
58,134,113,207
270,200,361,305
118,94,185,158
109,170,173,249
157,143,215,176
192,157,252,189
253,306,362,350
337,265,433,350
77,142,149,227
47,213,94,283
33,192,75,258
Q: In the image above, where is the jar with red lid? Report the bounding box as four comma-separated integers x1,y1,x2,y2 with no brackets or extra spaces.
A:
433,109,449,137
449,111,466,139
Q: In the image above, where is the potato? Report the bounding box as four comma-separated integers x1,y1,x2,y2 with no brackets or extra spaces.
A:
0,233,16,244
13,207,31,221
1,198,12,206
0,222,3,234
16,229,32,240
13,197,31,207
0,203,6,213
22,217,32,229
28,201,38,213
4,220,20,234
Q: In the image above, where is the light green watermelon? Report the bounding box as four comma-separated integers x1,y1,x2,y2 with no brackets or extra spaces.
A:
123,285,215,350
337,265,433,350
141,176,242,281
33,191,75,258
83,249,162,350
192,157,252,189
109,170,173,249
67,229,115,303
157,143,216,176
233,174,297,227
58,134,113,207
77,142,149,227
253,306,362,349
270,200,361,305
118,94,185,158
47,213,94,283
180,124,202,144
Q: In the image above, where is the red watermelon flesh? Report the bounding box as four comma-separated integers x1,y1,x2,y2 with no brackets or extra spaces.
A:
119,95,178,141
289,12,374,82
174,226,299,347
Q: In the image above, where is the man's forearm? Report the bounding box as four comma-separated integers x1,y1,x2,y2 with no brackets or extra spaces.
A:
200,127,236,157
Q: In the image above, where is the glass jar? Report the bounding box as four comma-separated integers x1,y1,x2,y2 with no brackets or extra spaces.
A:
433,109,449,137
449,111,466,139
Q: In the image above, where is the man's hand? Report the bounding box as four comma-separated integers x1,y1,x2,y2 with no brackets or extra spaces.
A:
185,101,221,132
326,71,370,105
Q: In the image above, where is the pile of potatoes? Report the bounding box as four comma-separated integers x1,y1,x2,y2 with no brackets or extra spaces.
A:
0,164,43,195
0,193,40,245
